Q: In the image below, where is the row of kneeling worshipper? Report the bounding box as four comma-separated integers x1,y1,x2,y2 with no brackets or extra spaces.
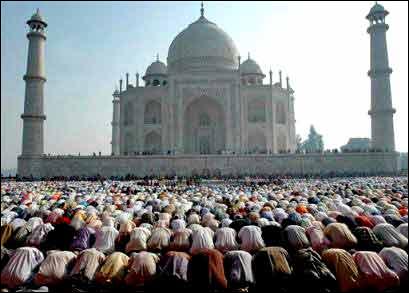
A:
0,246,407,293
0,176,408,292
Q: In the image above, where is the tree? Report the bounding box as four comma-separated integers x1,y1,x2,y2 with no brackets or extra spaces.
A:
301,125,324,153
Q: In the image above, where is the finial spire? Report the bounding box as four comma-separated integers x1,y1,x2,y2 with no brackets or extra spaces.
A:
156,53,159,62
201,2,204,17
248,52,250,60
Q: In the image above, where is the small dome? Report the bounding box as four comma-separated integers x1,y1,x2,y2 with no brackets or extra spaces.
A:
369,3,385,14
367,2,388,19
241,57,264,76
27,9,47,26
144,60,167,78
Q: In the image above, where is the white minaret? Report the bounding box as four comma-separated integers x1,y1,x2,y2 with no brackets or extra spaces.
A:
21,9,47,156
367,2,396,152
111,88,121,155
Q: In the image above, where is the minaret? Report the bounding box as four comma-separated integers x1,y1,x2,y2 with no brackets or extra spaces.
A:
367,2,396,152
111,88,120,155
21,9,47,157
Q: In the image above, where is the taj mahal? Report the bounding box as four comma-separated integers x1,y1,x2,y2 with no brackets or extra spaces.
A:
114,4,295,156
17,3,407,178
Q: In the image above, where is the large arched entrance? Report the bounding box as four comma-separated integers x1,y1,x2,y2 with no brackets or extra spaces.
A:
248,130,267,154
183,96,225,154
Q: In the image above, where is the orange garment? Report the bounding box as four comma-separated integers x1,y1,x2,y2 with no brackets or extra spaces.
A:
322,249,361,293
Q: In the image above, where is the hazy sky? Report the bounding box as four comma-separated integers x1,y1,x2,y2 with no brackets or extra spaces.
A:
1,1,408,169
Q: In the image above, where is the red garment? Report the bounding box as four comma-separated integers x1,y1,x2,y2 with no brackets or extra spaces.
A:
399,208,408,216
56,216,71,225
296,206,308,214
355,216,375,229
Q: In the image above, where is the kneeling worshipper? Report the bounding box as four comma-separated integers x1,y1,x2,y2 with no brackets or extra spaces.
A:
125,226,152,253
124,251,160,289
237,225,265,253
397,223,408,238
155,251,191,292
324,223,358,250
291,248,337,293
190,226,215,254
169,229,192,252
223,250,254,290
93,217,119,254
147,227,172,252
321,248,361,293
70,225,96,252
94,252,129,286
353,251,400,292
352,226,383,252
214,226,239,253
379,247,408,285
70,248,106,283
261,224,286,247
188,248,228,293
25,222,54,248
252,246,292,293
115,215,135,252
283,225,310,252
373,223,408,249
0,247,44,289
305,221,330,254
33,250,77,286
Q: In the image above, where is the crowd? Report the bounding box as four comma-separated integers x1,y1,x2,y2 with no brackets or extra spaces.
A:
0,176,408,293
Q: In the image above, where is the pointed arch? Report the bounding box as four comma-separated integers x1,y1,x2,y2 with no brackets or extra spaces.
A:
144,131,161,154
144,100,162,124
248,129,267,153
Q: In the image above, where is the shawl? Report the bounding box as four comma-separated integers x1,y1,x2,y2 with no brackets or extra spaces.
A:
321,248,361,293
124,251,160,287
169,229,192,252
283,225,310,251
93,225,119,254
190,227,214,254
292,248,336,293
379,247,408,283
238,225,265,253
33,250,77,286
71,226,95,251
70,248,106,281
0,247,44,288
397,223,408,238
188,248,227,291
324,223,357,249
214,227,239,253
353,251,400,292
147,227,172,252
224,250,254,287
252,247,292,292
353,226,383,252
0,224,13,247
158,251,191,281
95,252,129,284
126,227,151,253
305,225,330,253
373,223,408,249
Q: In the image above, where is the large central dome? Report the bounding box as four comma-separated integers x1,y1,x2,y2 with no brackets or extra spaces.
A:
167,13,239,73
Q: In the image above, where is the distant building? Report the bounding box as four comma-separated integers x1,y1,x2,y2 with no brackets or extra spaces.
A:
341,138,371,152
